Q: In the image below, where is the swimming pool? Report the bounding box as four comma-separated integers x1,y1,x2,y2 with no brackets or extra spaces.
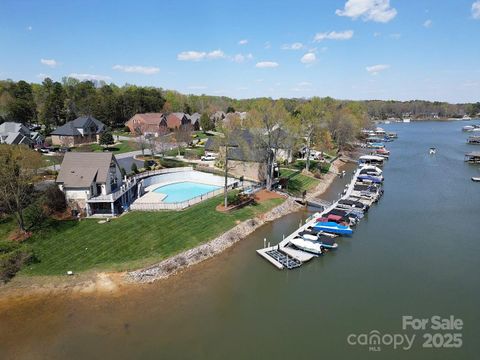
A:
152,181,221,203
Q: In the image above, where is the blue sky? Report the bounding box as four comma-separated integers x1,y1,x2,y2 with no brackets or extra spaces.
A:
1,0,479,102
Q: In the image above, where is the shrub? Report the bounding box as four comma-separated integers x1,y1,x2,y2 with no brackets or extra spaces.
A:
24,201,46,231
0,240,35,283
123,126,130,133
131,163,138,174
43,185,67,213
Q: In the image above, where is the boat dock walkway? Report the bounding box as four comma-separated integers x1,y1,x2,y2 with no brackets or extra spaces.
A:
256,168,363,269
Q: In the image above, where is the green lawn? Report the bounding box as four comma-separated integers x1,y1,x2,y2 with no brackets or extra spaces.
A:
18,195,284,276
279,168,320,196
73,140,135,155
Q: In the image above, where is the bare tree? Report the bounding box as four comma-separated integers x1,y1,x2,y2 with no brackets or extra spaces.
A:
247,100,293,190
216,116,242,208
173,125,192,156
0,145,42,232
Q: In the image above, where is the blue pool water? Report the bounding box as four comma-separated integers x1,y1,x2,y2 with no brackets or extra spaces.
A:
152,181,221,203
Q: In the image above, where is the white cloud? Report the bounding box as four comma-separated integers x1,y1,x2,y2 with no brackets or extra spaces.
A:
264,41,271,49
177,49,225,61
68,73,111,81
366,64,390,75
473,1,480,19
389,33,401,39
36,73,48,79
336,0,397,23
238,39,248,45
314,30,354,42
207,49,225,59
281,42,304,50
232,53,253,63
373,32,382,37
27,25,32,31
423,19,433,28
177,51,207,61
40,58,58,68
301,53,316,64
112,65,159,74
255,61,279,68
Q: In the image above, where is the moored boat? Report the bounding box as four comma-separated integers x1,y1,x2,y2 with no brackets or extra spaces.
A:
313,221,353,236
472,177,480,182
289,237,323,255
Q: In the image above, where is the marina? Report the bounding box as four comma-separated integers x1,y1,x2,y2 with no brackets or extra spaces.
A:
257,149,386,269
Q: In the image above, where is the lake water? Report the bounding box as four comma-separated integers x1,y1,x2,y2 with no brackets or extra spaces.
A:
1,121,479,359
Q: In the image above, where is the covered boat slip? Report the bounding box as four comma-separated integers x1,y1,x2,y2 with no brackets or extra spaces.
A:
465,151,480,163
257,165,381,269
467,136,480,144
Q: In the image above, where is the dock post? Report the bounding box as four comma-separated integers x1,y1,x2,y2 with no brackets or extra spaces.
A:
264,238,266,248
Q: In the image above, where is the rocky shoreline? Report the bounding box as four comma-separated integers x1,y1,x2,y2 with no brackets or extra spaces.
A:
125,157,347,284
0,158,344,298
125,197,302,283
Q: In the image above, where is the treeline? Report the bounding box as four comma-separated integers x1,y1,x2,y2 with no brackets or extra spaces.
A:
1,78,478,133
361,100,480,119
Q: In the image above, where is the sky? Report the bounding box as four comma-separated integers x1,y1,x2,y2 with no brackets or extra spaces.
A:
0,0,480,103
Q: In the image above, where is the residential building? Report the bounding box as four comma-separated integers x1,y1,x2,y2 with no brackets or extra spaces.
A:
125,113,167,136
50,116,105,147
166,112,192,129
0,122,44,146
56,152,137,216
188,112,201,130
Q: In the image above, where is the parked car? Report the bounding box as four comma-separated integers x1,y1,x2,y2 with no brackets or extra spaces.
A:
201,154,216,161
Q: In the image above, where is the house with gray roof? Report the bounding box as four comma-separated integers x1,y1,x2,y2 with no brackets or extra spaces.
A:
188,112,201,130
56,152,137,216
50,116,105,147
0,122,44,146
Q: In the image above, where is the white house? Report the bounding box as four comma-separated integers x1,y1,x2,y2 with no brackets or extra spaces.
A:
56,152,137,216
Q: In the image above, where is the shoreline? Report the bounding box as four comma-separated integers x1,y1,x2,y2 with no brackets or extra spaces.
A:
0,158,345,300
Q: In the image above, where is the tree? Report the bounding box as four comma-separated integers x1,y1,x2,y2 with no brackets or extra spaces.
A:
0,145,41,232
216,116,242,208
43,184,67,213
226,106,235,113
6,81,36,124
200,112,214,131
247,100,293,190
41,79,66,129
173,126,192,156
99,131,114,148
296,97,329,172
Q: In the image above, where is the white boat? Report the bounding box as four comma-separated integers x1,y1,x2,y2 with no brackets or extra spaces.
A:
429,147,436,155
472,177,480,182
290,237,323,255
403,118,411,123
359,155,385,166
359,165,383,176
463,115,472,120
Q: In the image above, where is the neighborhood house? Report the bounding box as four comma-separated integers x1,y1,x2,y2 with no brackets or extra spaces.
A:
50,116,106,146
56,152,137,216
0,122,44,146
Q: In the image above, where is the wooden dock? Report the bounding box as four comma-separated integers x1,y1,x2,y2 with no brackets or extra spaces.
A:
257,168,364,269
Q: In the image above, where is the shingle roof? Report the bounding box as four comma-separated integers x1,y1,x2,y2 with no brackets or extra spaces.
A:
0,122,30,135
51,116,105,136
130,113,166,125
56,152,115,188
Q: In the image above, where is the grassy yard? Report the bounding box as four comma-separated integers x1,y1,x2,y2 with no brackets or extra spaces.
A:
279,168,320,196
15,195,284,276
73,140,135,155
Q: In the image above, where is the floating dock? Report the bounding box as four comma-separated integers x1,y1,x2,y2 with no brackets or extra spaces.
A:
257,167,366,269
